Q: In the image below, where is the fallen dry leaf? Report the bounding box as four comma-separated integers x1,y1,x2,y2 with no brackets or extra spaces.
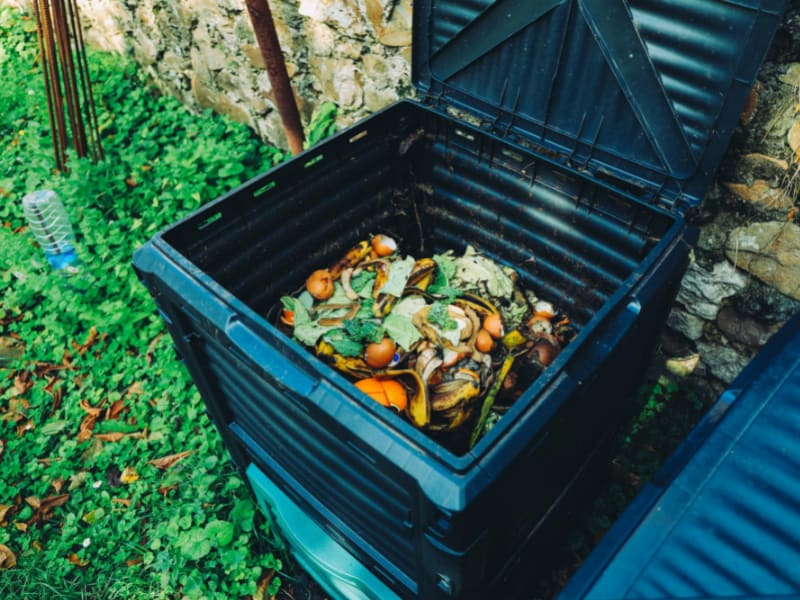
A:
145,332,164,366
15,419,34,437
51,476,65,494
77,414,99,443
105,399,127,420
79,398,105,417
0,439,4,459
67,553,89,567
789,206,799,222
0,544,16,569
126,556,143,567
73,327,100,356
254,569,276,600
14,522,26,532
95,430,147,443
44,377,63,412
157,484,178,497
13,370,32,396
0,504,14,524
26,493,70,525
120,467,139,485
33,360,75,376
111,497,131,507
39,494,69,513
148,451,192,470
94,432,126,443
32,540,43,551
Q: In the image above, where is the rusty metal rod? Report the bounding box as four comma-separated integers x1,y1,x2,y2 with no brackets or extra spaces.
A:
244,0,305,155
66,0,103,162
37,0,69,170
33,0,64,171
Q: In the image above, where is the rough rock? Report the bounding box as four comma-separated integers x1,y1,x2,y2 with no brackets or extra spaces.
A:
733,279,800,323
778,63,800,86
715,306,779,348
666,308,705,341
723,180,794,211
726,222,800,300
790,121,800,153
676,261,749,320
696,341,752,385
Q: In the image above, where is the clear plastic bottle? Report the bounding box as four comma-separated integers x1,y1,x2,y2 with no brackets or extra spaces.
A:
22,190,78,271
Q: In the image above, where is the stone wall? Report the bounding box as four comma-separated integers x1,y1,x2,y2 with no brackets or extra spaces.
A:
6,0,800,401
660,5,800,401
10,0,414,148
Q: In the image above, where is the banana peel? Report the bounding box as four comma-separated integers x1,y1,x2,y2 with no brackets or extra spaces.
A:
329,241,371,280
381,369,429,428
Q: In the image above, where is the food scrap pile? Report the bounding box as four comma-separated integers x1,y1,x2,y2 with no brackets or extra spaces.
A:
277,235,577,451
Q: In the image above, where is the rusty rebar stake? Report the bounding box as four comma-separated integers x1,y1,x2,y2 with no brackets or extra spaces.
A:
244,0,305,155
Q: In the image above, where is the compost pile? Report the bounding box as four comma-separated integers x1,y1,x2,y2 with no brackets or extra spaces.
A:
277,235,577,452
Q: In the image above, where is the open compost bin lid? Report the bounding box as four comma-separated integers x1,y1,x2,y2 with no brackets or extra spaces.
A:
412,0,788,209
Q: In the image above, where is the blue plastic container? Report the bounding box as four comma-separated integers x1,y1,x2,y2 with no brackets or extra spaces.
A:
559,311,800,600
133,1,788,598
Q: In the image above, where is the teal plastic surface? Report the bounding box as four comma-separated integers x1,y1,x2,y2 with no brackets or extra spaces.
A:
246,464,402,600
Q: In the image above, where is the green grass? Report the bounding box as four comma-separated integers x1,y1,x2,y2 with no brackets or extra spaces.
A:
0,7,328,598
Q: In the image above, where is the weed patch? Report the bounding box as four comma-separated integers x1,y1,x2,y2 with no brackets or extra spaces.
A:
0,7,336,597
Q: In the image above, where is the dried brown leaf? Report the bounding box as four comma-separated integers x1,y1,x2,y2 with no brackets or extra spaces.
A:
0,439,4,459
77,414,98,443
39,494,69,513
0,504,14,524
25,496,40,509
13,371,32,396
145,332,164,366
51,477,65,494
111,497,131,507
33,360,74,376
148,451,192,471
157,484,178,497
126,556,143,567
67,553,89,567
32,540,43,552
15,419,34,437
13,522,26,532
94,432,126,443
73,327,99,356
0,543,16,569
105,399,127,420
79,398,105,417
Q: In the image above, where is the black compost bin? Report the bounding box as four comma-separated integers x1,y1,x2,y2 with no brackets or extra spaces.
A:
133,2,787,598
